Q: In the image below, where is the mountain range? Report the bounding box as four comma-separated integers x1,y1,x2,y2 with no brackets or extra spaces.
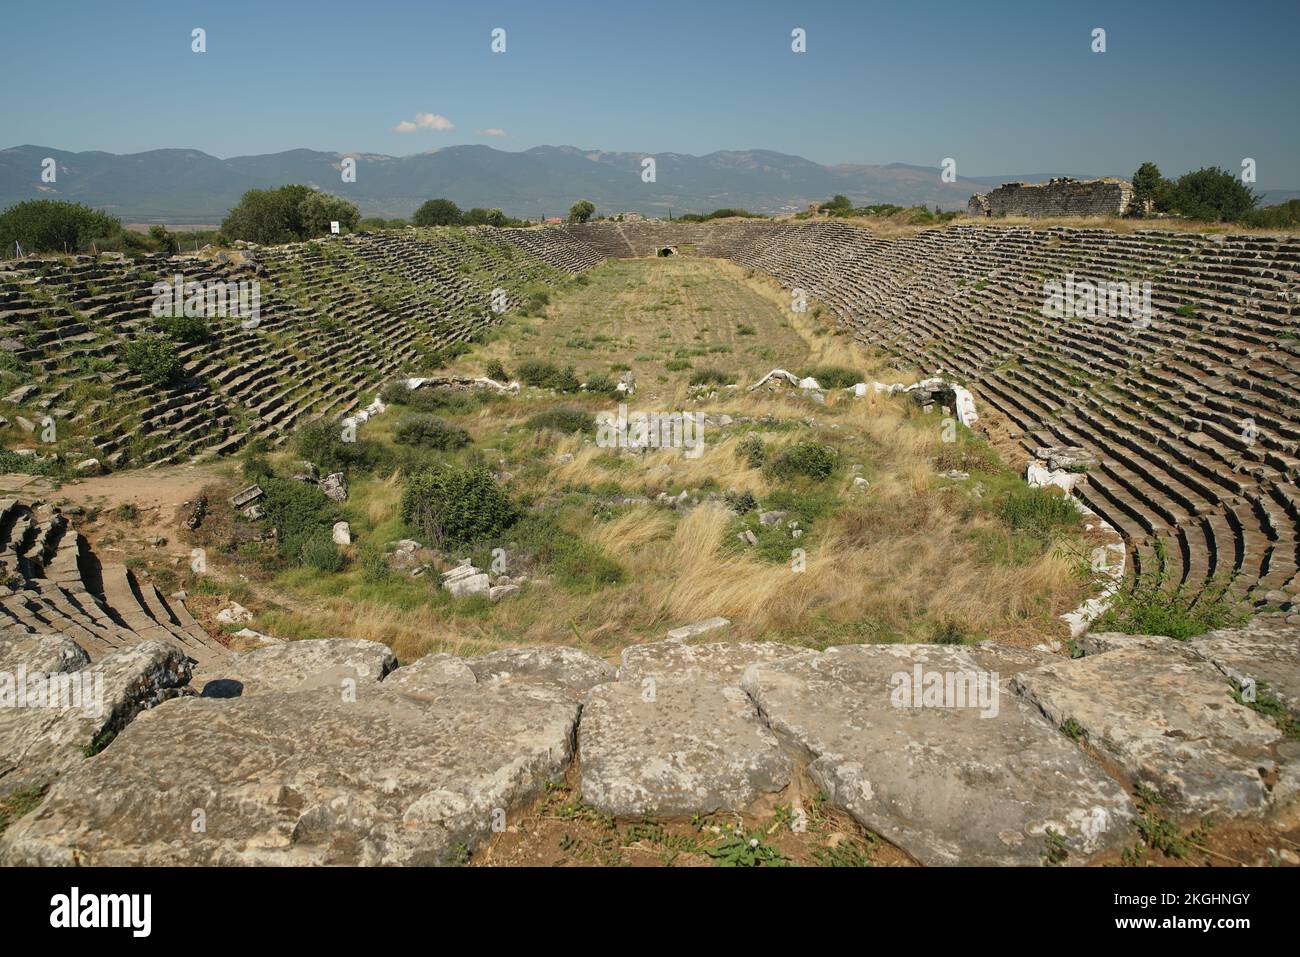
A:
3,144,1293,225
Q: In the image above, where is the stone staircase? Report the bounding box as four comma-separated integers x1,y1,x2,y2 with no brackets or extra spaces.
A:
0,497,225,664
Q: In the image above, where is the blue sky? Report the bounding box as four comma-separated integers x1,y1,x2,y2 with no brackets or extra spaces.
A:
2,0,1297,184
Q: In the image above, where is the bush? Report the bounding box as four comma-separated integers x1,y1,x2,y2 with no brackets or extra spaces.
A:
767,442,838,480
723,489,758,513
294,419,372,472
379,379,413,404
0,200,121,254
485,358,510,382
933,441,1001,475
736,434,766,468
510,513,623,590
413,198,463,227
300,532,345,572
527,407,595,434
401,465,519,548
120,336,183,386
796,365,861,389
996,487,1077,539
221,184,358,244
394,414,471,451
689,367,732,386
259,477,341,561
153,314,208,342
517,360,580,392
664,358,691,372
583,372,620,396
1094,577,1246,640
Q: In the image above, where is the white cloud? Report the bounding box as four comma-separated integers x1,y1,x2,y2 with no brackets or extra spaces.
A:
478,128,507,137
392,112,455,134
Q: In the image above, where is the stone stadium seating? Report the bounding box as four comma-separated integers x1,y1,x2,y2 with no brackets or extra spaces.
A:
0,228,581,469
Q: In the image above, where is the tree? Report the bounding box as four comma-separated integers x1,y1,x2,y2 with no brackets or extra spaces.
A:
568,199,595,223
1131,162,1165,212
298,191,360,237
149,224,179,254
0,200,121,254
413,198,462,226
1167,167,1261,222
824,194,853,212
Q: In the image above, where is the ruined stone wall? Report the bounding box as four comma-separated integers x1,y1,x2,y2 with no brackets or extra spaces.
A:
968,178,1133,218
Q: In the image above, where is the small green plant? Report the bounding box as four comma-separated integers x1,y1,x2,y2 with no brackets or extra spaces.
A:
1060,717,1088,743
996,487,1077,540
120,335,183,386
930,620,965,645
394,414,471,451
1094,576,1246,640
1042,827,1069,866
736,434,766,468
705,825,787,867
153,314,208,342
723,489,758,513
688,367,731,387
796,365,861,389
485,358,510,382
664,358,691,372
527,407,595,434
300,532,345,572
517,359,581,392
1231,678,1300,740
767,441,838,480
736,323,756,336
0,785,46,837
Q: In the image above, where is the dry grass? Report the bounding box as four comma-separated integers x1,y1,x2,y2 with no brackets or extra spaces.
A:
208,257,1093,659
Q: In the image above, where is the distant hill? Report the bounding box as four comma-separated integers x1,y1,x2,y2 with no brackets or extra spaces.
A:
1,144,996,223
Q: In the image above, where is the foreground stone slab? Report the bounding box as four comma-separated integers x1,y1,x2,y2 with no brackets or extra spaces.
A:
0,680,579,865
618,640,806,686
465,646,614,699
1012,636,1282,816
196,638,397,698
0,633,90,675
742,644,1136,865
384,653,477,694
1189,619,1300,716
0,641,191,798
580,678,789,817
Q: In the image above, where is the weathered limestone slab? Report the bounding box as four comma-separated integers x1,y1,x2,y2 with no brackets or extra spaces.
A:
663,616,731,643
1012,636,1282,816
618,640,806,686
0,641,191,797
579,678,789,817
465,646,614,700
742,644,1137,865
0,633,90,675
0,680,579,865
196,638,397,698
383,653,477,694
1188,618,1300,716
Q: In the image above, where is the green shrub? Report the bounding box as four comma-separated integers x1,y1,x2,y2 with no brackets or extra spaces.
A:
120,335,183,386
153,314,208,343
996,487,1078,539
485,358,510,382
723,489,758,513
259,478,341,562
0,200,121,254
689,367,732,386
401,466,519,548
517,360,581,392
584,373,620,396
796,365,861,389
510,513,623,590
300,532,345,572
527,407,595,434
736,434,766,468
1094,578,1246,640
394,414,471,451
379,380,413,404
358,545,391,583
767,442,838,480
736,323,756,336
933,441,1001,475
664,358,691,372
294,419,373,472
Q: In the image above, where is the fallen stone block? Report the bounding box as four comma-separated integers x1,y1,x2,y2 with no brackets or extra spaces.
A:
1012,636,1283,816
0,680,579,865
742,644,1137,865
196,637,397,698
663,617,732,643
579,678,790,817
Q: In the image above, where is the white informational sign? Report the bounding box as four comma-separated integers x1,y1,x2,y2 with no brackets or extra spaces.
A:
330,221,340,235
